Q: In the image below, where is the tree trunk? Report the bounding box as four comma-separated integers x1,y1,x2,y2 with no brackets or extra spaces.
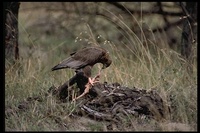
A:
4,2,20,63
180,2,197,60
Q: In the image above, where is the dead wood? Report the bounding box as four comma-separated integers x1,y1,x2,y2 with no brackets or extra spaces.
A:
48,71,171,122
71,82,171,122
5,72,171,123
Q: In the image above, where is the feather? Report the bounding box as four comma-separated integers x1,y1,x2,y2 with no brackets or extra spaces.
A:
52,46,112,76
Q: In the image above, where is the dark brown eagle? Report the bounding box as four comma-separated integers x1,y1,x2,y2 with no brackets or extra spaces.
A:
52,46,112,100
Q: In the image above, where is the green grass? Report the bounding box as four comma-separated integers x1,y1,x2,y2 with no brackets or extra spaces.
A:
5,3,197,131
5,35,197,131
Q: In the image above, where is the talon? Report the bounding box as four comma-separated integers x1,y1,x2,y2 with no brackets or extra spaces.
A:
88,77,94,86
73,82,91,100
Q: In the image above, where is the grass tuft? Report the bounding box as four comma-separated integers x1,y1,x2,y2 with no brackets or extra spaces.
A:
5,3,197,131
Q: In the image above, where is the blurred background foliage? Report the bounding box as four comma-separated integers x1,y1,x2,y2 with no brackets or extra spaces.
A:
4,2,196,67
17,2,196,57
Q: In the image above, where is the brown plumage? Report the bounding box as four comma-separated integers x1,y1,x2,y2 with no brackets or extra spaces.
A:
52,46,112,100
52,46,112,71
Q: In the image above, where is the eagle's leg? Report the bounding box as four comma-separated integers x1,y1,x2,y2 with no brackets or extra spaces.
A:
88,76,99,86
72,70,101,101
72,82,91,101
88,69,101,85
88,76,100,85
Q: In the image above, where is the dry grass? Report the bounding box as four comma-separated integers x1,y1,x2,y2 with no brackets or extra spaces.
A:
5,2,197,131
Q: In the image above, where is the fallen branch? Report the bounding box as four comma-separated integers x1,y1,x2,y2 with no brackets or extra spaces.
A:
53,81,172,121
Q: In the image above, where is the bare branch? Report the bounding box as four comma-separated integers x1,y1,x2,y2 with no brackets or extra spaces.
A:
107,2,183,16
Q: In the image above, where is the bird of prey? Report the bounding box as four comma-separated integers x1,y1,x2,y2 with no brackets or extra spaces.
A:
52,46,112,100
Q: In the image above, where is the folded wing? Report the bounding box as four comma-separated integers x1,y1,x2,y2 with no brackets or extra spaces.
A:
51,47,106,71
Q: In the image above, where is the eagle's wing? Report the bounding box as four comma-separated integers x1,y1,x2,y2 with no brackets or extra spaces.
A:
52,47,106,70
